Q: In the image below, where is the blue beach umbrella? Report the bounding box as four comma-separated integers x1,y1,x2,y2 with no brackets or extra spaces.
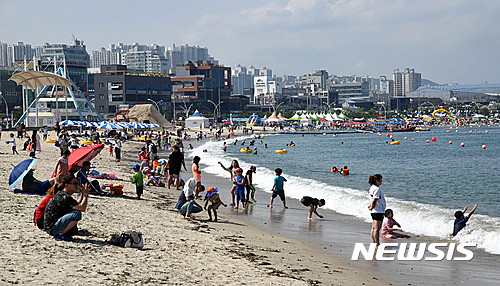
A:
9,159,38,190
60,120,79,127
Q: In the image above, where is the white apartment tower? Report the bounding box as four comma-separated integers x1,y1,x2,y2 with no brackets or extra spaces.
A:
393,68,421,96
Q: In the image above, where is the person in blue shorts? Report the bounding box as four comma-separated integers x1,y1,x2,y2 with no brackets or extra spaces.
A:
267,168,288,209
453,203,478,236
233,168,246,210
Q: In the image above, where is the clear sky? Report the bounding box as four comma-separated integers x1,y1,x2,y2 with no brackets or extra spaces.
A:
1,0,499,84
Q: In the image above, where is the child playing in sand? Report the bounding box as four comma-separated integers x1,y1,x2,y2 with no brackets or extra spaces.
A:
130,164,144,200
381,209,411,239
54,150,71,182
453,203,478,236
204,187,227,221
268,168,288,209
233,168,246,210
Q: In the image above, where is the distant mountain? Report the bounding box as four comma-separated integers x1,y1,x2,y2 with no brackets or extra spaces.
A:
421,79,438,86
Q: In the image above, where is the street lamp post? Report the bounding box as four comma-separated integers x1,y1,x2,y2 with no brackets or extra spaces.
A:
0,92,9,128
271,102,284,114
180,102,194,118
147,99,164,114
208,100,223,120
418,101,435,117
323,102,335,112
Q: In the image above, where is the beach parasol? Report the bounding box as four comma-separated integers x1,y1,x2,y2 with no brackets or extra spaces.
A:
60,120,80,127
9,159,38,189
68,144,105,169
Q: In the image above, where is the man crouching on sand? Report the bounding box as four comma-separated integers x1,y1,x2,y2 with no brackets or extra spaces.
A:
43,175,90,241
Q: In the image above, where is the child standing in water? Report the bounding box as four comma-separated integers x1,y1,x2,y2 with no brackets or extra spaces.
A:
233,168,246,210
192,156,202,196
453,204,478,236
381,209,410,239
268,168,288,209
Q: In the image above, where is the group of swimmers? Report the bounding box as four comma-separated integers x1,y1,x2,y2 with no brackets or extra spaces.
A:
331,165,349,176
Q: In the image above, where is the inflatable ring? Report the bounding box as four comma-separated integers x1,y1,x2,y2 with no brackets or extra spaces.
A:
45,139,57,143
290,144,296,146
389,141,400,145
240,148,252,153
275,149,288,154
259,136,265,139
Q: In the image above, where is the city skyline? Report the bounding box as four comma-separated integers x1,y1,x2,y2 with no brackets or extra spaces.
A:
1,0,499,84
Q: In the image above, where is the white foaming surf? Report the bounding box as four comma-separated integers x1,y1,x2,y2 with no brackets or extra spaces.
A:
188,139,500,255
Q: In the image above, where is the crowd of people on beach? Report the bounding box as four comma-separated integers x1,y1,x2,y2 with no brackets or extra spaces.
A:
8,122,479,246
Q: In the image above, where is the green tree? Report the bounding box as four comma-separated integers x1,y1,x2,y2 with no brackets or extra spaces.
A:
480,107,490,117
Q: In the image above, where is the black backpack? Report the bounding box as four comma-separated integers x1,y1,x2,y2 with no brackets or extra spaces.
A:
151,144,158,153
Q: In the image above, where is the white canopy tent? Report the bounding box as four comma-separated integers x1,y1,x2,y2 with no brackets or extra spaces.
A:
185,110,209,128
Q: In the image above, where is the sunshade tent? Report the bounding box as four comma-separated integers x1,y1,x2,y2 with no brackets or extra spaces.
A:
9,159,38,189
185,110,209,128
9,71,74,89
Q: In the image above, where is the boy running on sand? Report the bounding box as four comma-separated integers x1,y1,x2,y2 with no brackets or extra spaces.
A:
267,168,288,209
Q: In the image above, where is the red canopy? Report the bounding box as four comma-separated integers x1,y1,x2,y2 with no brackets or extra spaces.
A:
69,144,105,169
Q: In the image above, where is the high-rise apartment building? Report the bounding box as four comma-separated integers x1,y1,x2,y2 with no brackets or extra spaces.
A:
0,42,35,66
379,76,394,95
39,38,90,93
0,42,8,66
393,68,421,96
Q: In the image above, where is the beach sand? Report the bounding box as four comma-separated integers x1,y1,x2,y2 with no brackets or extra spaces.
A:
0,130,387,285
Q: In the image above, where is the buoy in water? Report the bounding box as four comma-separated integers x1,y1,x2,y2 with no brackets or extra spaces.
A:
386,134,390,137
431,137,436,142
363,131,366,134
412,138,415,141
461,143,465,147
449,141,453,144
426,140,430,143
404,137,408,140
482,145,487,149
390,135,393,139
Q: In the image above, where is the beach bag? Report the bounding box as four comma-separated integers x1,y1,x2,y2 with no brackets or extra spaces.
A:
118,231,144,248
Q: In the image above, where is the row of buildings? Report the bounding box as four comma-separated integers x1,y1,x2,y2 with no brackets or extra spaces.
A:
89,43,218,74
0,38,498,127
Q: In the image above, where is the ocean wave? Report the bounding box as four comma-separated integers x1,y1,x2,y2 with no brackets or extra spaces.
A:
188,139,500,255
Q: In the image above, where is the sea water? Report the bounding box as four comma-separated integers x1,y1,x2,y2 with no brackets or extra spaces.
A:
189,126,500,255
